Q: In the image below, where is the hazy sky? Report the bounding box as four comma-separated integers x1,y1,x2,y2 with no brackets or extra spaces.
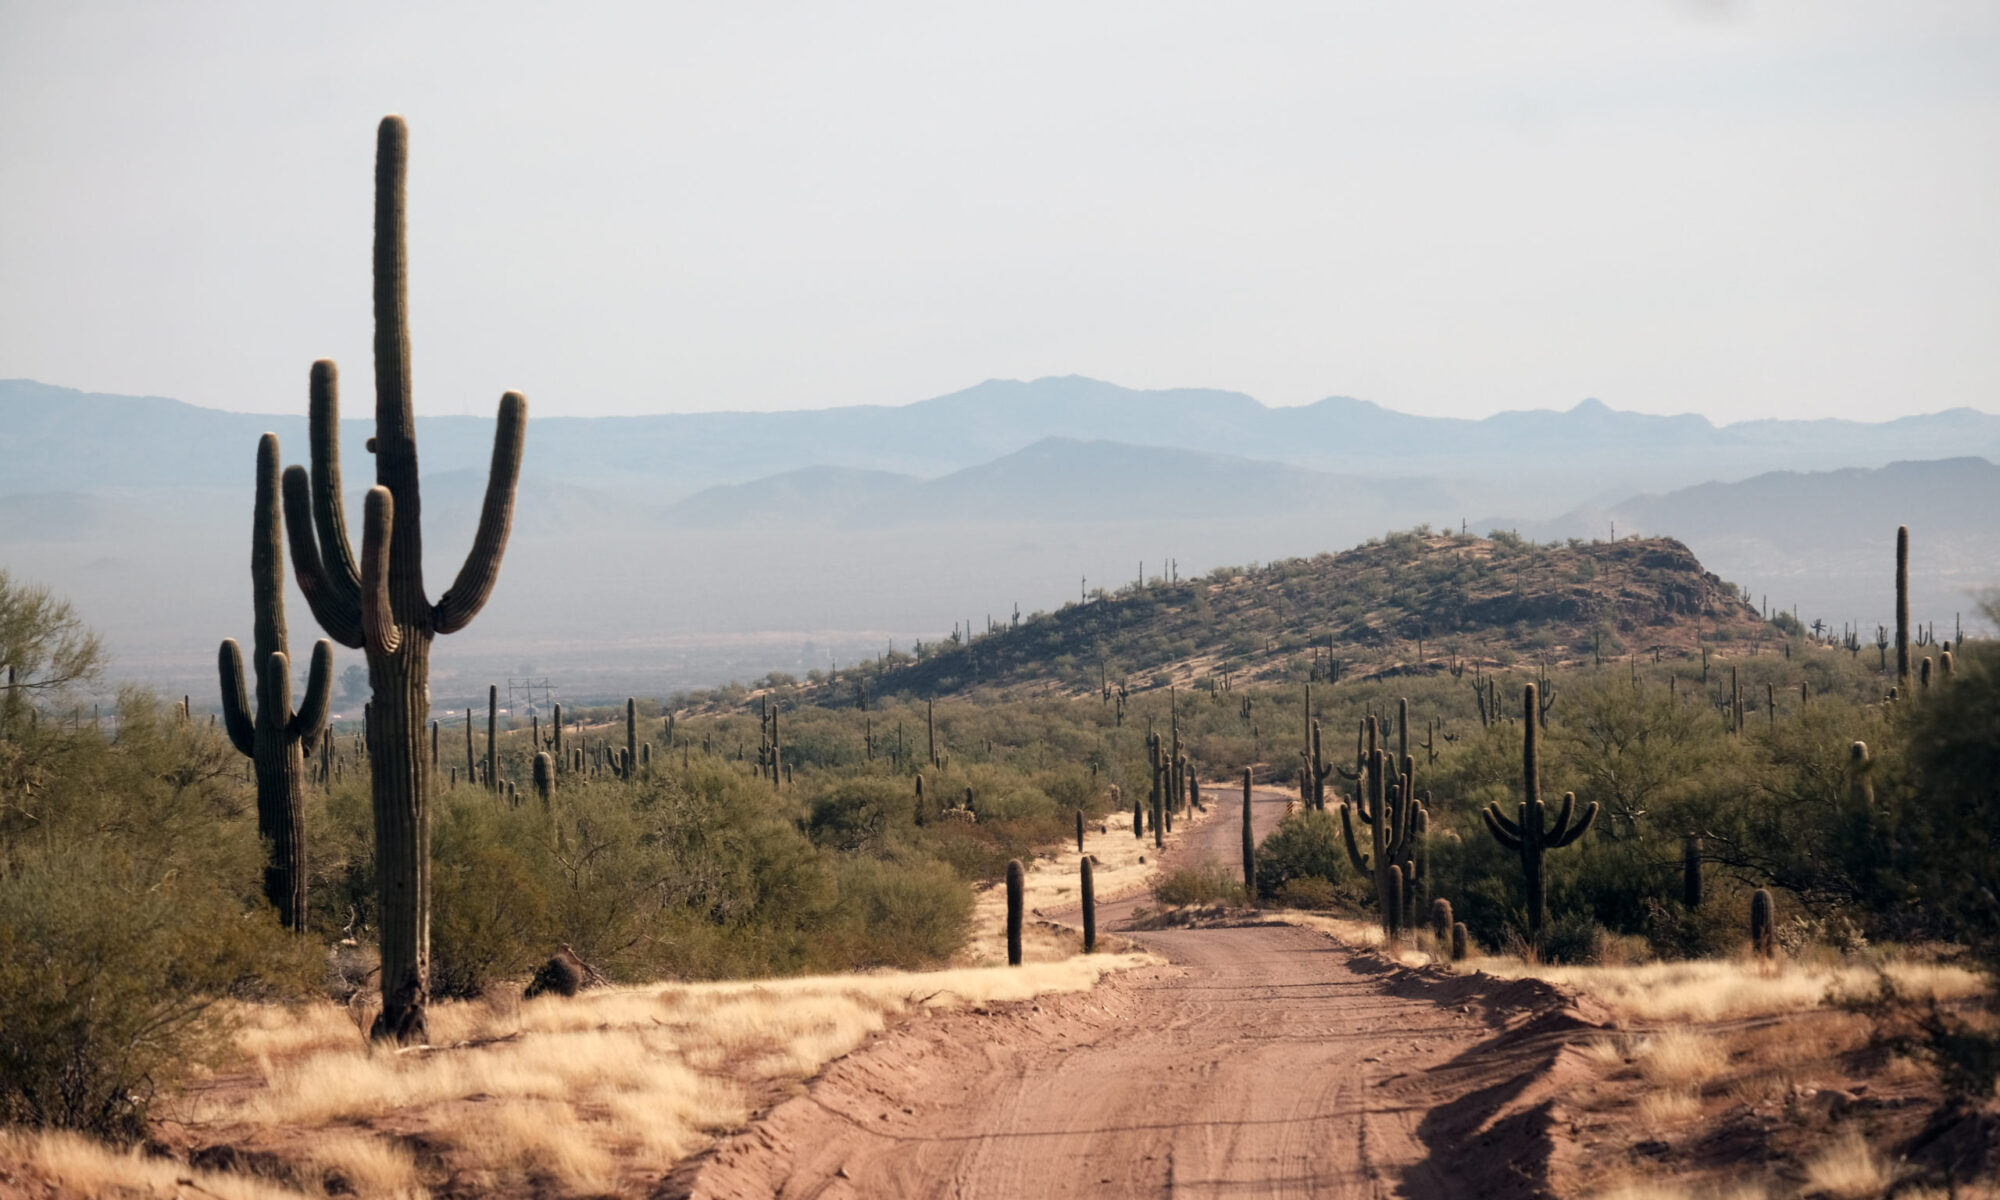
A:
3,2,1997,422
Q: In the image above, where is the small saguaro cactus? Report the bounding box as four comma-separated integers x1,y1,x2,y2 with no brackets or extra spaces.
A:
1850,741,1875,808
532,751,553,805
1006,858,1025,966
1075,809,1085,854
1479,684,1598,937
625,697,638,778
1431,898,1453,945
1682,834,1703,909
1750,888,1776,958
282,117,527,1043
1081,856,1097,954
217,433,334,931
1133,790,1144,839
1450,921,1469,962
914,773,926,826
487,685,498,792
1241,767,1256,899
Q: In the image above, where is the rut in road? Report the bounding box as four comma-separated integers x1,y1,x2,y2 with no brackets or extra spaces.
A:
671,786,1578,1200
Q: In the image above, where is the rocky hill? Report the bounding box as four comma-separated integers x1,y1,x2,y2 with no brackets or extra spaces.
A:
859,531,1768,698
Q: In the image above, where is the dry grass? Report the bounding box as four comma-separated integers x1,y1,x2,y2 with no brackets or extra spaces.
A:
1801,1128,1893,1199
0,1129,310,1199
1635,1088,1702,1129
1589,1184,1768,1200
1634,1028,1726,1089
1452,954,1986,1021
305,1133,422,1198
139,850,1159,1200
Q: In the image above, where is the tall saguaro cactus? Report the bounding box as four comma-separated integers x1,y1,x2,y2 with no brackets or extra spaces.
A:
1479,684,1598,937
283,116,526,1043
1895,525,1911,687
218,433,333,931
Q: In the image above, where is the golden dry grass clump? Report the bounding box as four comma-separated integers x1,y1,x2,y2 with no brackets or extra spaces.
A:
12,831,1156,1199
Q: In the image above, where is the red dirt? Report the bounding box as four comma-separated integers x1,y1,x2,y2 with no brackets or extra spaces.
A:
664,785,1615,1199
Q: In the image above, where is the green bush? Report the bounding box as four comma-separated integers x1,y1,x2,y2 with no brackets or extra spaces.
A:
1252,810,1348,902
1152,864,1244,907
1537,910,1604,965
1273,876,1339,909
0,690,316,1139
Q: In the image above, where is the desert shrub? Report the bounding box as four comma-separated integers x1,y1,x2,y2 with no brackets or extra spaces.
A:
825,856,972,968
429,836,549,1000
1537,910,1605,965
0,689,317,1138
1639,896,1739,962
0,837,310,1139
806,778,913,855
1252,810,1348,902
1273,876,1339,909
1152,864,1244,907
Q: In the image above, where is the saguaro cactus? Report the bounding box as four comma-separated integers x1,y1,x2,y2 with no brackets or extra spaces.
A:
625,697,638,779
283,117,526,1043
1430,897,1453,944
1750,888,1776,958
1338,714,1428,937
218,433,333,931
486,685,497,792
532,751,553,805
1682,833,1703,909
1081,856,1096,954
1895,525,1910,686
1479,684,1598,937
1241,767,1256,899
1006,858,1025,966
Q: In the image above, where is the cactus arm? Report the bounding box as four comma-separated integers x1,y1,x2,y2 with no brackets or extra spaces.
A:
1488,803,1523,838
1339,802,1371,871
259,648,292,734
1549,800,1599,848
360,487,403,656
1481,804,1523,851
217,639,256,757
433,391,526,635
289,639,334,749
1548,790,1577,842
306,361,364,614
282,466,366,648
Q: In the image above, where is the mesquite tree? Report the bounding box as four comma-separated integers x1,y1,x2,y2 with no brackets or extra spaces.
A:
1479,683,1598,937
283,116,526,1043
218,432,333,931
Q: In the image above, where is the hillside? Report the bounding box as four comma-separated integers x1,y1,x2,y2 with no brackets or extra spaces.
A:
856,531,1767,698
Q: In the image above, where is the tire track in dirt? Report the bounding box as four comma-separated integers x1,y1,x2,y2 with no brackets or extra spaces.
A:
667,784,1599,1199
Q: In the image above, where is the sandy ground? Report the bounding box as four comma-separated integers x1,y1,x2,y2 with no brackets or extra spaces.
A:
670,784,1599,1199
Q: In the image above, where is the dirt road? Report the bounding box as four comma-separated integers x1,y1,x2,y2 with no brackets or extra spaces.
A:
673,785,1581,1199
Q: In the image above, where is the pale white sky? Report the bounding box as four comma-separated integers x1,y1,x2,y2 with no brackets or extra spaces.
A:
2,2,1997,421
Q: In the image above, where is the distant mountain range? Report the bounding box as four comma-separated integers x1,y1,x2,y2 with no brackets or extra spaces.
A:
9,375,2000,507
1,375,1993,701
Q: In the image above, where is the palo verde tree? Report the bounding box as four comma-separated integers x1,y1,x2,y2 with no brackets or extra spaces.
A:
284,116,526,1043
0,569,102,738
218,433,333,931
